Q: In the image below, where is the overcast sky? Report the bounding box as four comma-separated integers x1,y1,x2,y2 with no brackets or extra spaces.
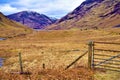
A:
0,0,85,18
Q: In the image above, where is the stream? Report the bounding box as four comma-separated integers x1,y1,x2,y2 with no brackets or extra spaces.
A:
0,38,6,41
0,58,3,67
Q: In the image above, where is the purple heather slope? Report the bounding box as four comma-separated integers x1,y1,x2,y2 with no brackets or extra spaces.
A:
7,11,57,29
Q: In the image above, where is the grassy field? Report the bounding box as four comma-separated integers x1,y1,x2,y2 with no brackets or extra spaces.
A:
0,28,120,80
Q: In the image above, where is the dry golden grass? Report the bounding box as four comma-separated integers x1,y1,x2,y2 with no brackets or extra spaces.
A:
0,67,93,80
0,28,120,79
0,12,32,38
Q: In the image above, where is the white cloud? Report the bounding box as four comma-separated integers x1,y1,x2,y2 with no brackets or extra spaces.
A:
0,0,85,18
0,4,18,13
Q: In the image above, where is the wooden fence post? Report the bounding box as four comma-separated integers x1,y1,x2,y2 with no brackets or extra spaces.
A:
19,52,23,74
92,41,94,69
43,63,45,69
88,41,94,70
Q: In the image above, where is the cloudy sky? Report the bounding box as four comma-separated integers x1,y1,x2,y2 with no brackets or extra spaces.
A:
0,0,85,18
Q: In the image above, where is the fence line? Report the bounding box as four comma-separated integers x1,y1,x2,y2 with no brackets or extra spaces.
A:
65,50,88,70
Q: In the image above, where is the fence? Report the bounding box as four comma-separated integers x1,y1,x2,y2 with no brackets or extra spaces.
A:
2,41,119,74
88,41,120,72
65,50,88,70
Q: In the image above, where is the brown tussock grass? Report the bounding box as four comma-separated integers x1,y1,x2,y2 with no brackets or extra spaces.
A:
0,66,93,80
0,28,120,79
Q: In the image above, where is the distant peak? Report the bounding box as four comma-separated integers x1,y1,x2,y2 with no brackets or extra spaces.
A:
7,11,57,29
21,11,37,14
21,11,46,16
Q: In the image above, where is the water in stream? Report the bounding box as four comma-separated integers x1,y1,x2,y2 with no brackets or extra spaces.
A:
0,38,6,41
0,58,3,67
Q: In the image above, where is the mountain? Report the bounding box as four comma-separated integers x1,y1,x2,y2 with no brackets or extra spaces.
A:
0,12,32,38
47,0,120,30
7,11,57,29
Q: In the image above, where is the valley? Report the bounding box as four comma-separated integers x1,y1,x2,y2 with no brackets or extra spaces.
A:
0,28,120,80
0,0,120,79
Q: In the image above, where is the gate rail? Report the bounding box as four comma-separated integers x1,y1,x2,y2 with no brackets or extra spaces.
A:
88,41,120,72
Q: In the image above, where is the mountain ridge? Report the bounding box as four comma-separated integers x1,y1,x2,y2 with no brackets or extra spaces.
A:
47,0,120,30
7,11,57,29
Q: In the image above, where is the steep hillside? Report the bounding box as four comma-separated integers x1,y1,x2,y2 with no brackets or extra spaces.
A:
7,11,57,29
0,12,32,38
47,0,120,30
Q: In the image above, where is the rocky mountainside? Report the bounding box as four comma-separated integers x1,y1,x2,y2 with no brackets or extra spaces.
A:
0,12,31,37
47,0,120,30
7,11,57,29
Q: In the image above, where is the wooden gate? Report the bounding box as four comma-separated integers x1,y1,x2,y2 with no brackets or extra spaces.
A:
88,41,120,72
